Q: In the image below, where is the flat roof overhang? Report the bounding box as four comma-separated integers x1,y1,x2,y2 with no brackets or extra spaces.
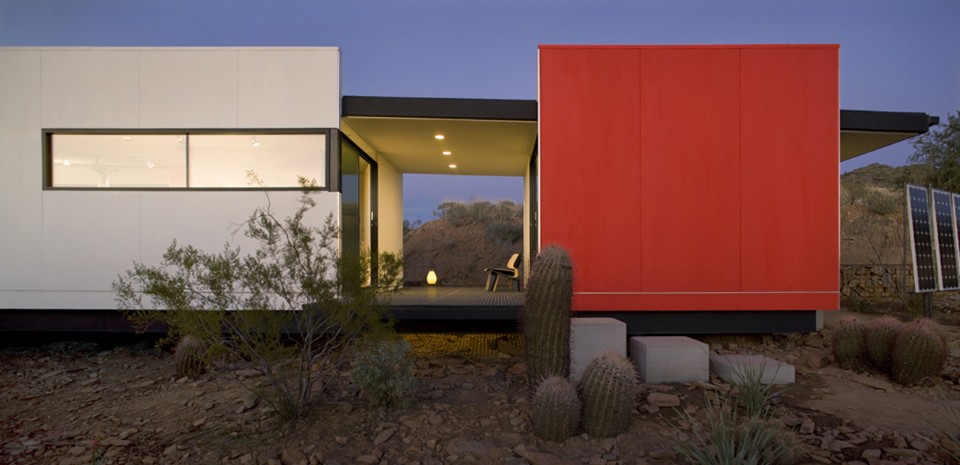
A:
840,110,940,161
342,96,939,168
342,96,538,176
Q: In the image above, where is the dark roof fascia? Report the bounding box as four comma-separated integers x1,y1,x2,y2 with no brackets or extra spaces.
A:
841,109,939,134
342,96,537,121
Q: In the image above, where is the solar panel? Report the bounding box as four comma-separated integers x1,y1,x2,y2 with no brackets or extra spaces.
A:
932,189,960,290
954,193,960,287
907,185,937,292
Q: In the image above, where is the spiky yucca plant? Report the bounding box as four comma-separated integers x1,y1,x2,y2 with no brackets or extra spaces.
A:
865,316,902,372
175,335,206,379
579,352,637,438
532,376,581,441
523,245,574,383
832,317,867,371
891,318,947,385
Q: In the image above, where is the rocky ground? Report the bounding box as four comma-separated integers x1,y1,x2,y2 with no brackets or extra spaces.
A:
3,310,960,465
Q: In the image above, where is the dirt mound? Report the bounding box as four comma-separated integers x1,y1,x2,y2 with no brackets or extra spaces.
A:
403,219,521,287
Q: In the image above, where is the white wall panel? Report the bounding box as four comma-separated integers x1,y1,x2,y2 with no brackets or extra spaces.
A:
140,51,239,128
40,192,141,292
139,192,243,266
377,155,403,258
0,51,43,290
41,50,140,128
238,49,340,128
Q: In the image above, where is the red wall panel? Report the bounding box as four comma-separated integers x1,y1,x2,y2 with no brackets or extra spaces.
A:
538,45,839,312
739,48,839,301
539,48,642,293
639,48,741,292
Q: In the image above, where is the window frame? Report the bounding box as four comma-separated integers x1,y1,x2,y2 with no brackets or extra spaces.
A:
43,128,335,191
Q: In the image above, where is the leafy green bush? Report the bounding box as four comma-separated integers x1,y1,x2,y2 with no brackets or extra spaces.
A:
350,338,414,411
115,175,402,421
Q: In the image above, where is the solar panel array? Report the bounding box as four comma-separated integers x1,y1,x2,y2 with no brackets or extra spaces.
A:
907,185,937,292
932,189,960,290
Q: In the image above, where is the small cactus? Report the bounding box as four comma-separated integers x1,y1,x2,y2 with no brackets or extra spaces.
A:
832,317,867,371
890,318,947,385
865,316,902,372
579,352,637,438
175,335,206,379
523,245,574,382
532,376,581,442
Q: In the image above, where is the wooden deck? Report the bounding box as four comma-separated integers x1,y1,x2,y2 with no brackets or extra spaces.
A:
387,286,523,324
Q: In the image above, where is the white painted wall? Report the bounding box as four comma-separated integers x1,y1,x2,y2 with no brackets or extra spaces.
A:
0,47,341,310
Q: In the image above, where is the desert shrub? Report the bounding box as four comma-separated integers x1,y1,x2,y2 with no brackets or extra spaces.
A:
832,317,868,371
673,394,791,465
532,375,581,441
115,175,402,422
435,200,523,245
350,338,414,411
727,356,783,418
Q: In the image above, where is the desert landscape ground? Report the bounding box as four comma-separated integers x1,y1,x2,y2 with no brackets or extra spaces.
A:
3,309,960,465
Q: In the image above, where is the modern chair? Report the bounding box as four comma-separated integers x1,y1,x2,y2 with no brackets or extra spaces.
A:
485,253,521,292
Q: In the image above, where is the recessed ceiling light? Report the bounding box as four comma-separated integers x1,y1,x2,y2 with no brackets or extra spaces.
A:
146,162,155,169
122,136,133,141
442,151,452,156
62,160,71,166
434,134,445,140
448,164,457,169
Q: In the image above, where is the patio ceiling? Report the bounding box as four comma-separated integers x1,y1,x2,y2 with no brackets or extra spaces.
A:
342,97,537,176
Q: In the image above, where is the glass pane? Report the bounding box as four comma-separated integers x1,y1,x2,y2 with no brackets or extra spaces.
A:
189,134,326,188
52,134,187,187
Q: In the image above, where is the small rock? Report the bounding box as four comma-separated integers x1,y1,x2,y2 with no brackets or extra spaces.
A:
522,451,578,465
334,436,348,445
373,428,395,446
646,392,680,407
445,438,500,458
281,448,307,465
830,440,854,451
239,453,255,465
508,362,528,376
799,418,816,434
648,448,676,460
861,449,882,460
851,374,895,392
356,455,378,464
640,405,659,414
235,368,263,379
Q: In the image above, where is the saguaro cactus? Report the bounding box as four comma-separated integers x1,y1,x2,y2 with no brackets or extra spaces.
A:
532,375,581,441
579,352,637,438
523,245,574,382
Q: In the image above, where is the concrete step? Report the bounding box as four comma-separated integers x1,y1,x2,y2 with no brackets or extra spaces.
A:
709,353,795,385
570,317,627,380
629,336,710,384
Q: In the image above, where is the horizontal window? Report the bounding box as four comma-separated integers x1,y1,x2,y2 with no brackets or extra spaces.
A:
46,131,328,189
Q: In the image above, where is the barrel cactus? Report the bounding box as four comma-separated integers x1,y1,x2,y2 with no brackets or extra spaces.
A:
865,316,902,372
890,318,947,385
579,352,637,438
523,245,574,382
532,375,581,441
832,317,867,371
175,335,206,379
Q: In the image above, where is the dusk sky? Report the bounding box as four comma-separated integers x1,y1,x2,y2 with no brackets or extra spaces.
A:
2,0,958,224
